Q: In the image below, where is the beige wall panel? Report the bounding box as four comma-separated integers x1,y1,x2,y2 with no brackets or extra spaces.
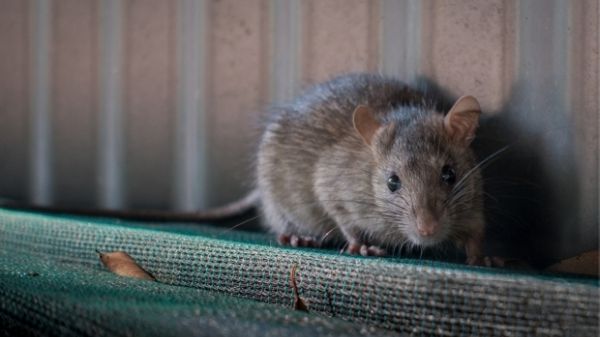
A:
422,0,512,113
124,0,176,209
51,0,98,206
0,0,29,201
206,0,269,205
301,0,378,85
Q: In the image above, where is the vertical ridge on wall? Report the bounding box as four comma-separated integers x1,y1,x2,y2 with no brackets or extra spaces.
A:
270,0,302,103
379,0,421,82
205,0,269,206
124,0,177,210
29,0,53,205
174,0,209,211
52,0,99,207
513,0,572,263
0,0,30,202
98,0,125,209
566,0,599,248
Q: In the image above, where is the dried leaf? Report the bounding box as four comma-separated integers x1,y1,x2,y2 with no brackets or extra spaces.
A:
546,250,599,277
97,250,155,281
290,264,308,311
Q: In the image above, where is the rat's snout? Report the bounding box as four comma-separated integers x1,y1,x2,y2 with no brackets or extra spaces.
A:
415,211,440,237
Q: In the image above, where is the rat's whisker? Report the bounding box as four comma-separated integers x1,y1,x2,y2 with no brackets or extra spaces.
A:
320,226,339,242
223,215,261,232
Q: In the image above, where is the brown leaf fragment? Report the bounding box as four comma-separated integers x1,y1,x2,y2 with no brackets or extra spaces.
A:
546,250,599,277
290,264,308,312
96,250,155,281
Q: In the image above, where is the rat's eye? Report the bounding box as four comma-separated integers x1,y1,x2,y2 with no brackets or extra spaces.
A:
441,165,456,185
387,174,401,192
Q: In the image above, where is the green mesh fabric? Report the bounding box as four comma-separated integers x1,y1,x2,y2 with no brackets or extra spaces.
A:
1,248,395,337
0,208,598,336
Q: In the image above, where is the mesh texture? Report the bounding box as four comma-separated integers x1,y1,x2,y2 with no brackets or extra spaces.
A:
0,208,598,336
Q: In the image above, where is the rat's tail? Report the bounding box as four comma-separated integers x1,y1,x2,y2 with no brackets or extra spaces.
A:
0,189,260,223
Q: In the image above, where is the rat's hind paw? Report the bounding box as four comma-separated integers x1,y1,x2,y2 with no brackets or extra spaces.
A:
277,234,321,248
343,243,386,257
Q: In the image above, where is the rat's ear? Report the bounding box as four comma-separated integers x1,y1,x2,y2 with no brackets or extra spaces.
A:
353,105,381,146
444,95,481,146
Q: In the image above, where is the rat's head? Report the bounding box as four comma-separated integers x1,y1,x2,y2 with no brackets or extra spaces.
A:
353,96,483,248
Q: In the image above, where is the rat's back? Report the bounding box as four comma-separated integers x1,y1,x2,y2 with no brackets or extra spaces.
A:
267,73,422,139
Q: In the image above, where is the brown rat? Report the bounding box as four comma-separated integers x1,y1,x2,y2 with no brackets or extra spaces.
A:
257,73,487,264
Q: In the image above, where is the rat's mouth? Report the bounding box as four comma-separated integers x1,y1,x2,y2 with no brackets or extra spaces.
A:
411,235,442,247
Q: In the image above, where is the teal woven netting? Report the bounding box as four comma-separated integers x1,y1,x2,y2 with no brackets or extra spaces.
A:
0,208,598,336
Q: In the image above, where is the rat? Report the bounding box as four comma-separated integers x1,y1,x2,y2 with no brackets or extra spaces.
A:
1,73,490,265
257,73,487,265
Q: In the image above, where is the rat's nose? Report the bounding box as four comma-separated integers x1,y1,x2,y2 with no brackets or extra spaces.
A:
417,224,438,236
416,213,440,237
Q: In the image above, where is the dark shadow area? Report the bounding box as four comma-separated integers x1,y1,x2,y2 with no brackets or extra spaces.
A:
473,85,584,268
415,77,586,268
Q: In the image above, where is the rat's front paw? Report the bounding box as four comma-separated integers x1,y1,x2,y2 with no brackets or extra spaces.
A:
277,234,321,248
466,255,505,267
343,243,386,257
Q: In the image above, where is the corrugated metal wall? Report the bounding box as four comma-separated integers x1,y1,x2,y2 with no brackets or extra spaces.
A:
0,0,597,264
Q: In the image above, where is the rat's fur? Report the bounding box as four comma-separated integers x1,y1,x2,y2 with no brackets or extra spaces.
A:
257,73,484,256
